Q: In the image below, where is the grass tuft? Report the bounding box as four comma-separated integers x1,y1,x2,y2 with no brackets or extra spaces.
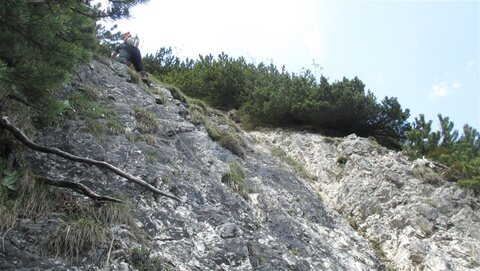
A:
66,86,125,139
126,132,156,146
222,161,248,199
0,168,59,230
218,132,245,158
134,106,159,134
43,214,108,259
270,147,315,180
196,111,245,158
165,85,187,104
130,246,172,271
412,166,445,185
42,201,138,260
128,68,141,84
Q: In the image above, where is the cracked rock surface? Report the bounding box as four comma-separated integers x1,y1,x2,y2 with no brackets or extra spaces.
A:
1,59,384,270
6,58,479,271
250,131,480,271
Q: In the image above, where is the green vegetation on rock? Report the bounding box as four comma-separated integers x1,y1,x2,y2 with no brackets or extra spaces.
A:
405,114,480,192
222,161,248,199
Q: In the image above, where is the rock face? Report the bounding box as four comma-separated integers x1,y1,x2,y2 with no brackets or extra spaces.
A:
250,132,480,271
1,59,384,270
1,58,478,271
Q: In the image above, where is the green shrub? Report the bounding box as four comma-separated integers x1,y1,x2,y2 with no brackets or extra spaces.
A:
404,114,479,190
0,1,96,117
155,50,410,140
143,47,182,76
0,0,146,134
458,176,480,193
1,160,19,192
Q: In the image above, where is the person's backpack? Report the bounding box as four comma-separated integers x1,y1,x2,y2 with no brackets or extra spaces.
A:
125,35,139,47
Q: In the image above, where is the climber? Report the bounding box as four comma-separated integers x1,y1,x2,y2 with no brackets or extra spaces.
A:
111,31,150,86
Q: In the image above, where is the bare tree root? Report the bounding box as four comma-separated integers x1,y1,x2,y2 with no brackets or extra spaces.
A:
0,116,182,203
36,176,124,203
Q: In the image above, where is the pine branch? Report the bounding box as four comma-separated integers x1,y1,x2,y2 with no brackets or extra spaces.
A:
0,116,182,202
6,94,38,109
0,18,44,50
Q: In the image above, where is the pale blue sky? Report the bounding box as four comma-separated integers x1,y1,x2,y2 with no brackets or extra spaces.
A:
111,0,479,130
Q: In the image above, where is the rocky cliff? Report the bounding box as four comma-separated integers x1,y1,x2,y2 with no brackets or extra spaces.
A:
0,58,478,271
250,132,480,271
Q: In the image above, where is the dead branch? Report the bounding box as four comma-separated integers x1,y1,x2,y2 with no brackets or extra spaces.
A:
36,176,124,203
0,116,182,203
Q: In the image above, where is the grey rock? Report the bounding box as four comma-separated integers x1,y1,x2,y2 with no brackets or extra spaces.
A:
251,131,480,271
1,59,393,270
218,222,243,238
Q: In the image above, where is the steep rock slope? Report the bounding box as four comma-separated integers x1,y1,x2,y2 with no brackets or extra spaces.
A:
250,131,480,271
0,59,384,270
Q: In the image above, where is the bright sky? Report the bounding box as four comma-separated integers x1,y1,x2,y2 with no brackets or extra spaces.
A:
109,0,480,131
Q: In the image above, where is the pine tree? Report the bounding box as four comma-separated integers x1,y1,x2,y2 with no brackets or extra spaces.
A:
0,0,149,124
1,1,93,103
405,114,480,191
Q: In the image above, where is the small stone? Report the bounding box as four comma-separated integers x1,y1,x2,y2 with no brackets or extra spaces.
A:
218,223,242,239
118,262,130,271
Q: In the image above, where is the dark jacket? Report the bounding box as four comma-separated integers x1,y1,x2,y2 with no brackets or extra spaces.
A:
114,42,144,72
